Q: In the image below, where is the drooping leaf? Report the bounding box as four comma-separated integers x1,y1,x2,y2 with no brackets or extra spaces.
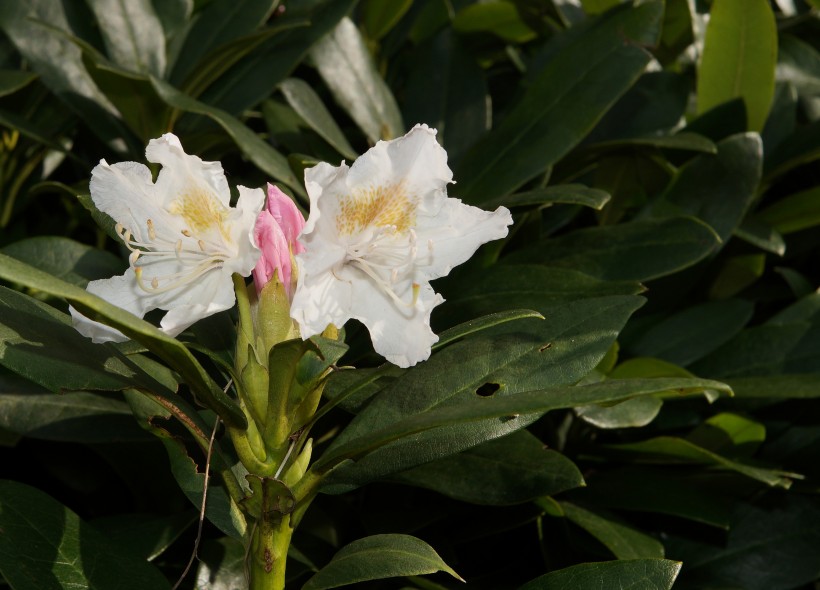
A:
302,534,462,590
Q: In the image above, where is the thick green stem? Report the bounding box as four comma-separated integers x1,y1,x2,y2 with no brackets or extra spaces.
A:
249,514,293,590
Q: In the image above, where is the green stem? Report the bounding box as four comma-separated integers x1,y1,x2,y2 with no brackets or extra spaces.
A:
249,514,293,590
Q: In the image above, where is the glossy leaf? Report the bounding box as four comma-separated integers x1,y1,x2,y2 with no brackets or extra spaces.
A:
519,559,681,590
0,69,37,98
756,186,820,234
505,217,721,281
0,253,246,428
697,0,777,131
576,396,663,429
1,236,124,287
455,1,663,202
0,480,171,589
453,1,536,43
92,512,196,561
321,296,644,488
196,537,247,589
396,430,584,505
316,377,733,476
433,309,545,351
310,17,403,143
561,502,665,559
279,77,357,160
85,0,166,77
303,534,462,589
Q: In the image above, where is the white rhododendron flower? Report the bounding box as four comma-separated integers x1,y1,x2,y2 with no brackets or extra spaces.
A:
70,133,264,343
290,124,513,367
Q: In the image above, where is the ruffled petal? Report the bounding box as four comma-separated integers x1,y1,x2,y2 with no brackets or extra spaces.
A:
69,269,151,343
415,199,512,281
159,271,235,336
89,160,163,243
291,266,354,339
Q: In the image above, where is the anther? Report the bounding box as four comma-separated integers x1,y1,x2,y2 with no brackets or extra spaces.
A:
147,219,156,240
181,229,192,237
198,240,206,251
151,277,159,289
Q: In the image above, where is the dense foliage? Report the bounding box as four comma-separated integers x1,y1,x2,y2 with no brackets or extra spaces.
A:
1,0,819,588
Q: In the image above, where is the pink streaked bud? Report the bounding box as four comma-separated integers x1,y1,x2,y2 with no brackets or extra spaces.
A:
252,184,306,297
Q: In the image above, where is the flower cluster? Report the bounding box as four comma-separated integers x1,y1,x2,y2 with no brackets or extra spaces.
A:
72,127,512,367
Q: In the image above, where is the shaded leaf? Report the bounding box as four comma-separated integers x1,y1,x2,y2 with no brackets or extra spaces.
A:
519,559,681,590
303,534,462,589
560,502,665,559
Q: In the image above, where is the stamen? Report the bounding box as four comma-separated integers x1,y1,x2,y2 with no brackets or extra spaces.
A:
181,229,192,237
147,219,156,240
198,240,206,251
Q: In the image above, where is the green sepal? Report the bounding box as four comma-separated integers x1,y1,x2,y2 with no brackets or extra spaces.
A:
241,475,296,520
256,279,300,356
283,439,313,488
240,342,270,427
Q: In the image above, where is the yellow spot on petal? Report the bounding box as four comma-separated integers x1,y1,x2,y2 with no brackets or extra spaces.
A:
168,184,229,238
336,182,415,235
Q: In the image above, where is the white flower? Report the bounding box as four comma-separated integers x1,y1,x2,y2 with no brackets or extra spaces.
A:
70,133,264,343
290,124,512,368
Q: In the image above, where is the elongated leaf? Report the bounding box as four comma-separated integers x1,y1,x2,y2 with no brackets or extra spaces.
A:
628,299,754,366
195,537,247,589
574,467,734,528
169,0,277,83
93,512,196,561
485,185,611,211
322,296,643,488
303,534,461,590
601,436,798,488
455,1,663,202
86,0,166,76
433,309,544,351
0,69,38,97
561,502,665,559
0,391,148,443
279,77,357,160
0,2,135,151
395,430,584,505
316,377,733,473
505,217,720,281
756,186,820,234
0,480,171,589
576,396,663,429
201,0,357,115
519,559,681,590
1,236,124,287
697,0,777,131
310,17,403,142
150,77,303,197
727,374,820,399
0,253,246,428
403,28,490,161
586,132,717,154
361,0,413,40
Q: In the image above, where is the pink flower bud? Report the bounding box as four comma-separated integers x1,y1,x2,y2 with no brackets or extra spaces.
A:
252,184,305,297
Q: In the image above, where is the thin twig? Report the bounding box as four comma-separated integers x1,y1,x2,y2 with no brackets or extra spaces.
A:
274,437,297,480
171,404,223,589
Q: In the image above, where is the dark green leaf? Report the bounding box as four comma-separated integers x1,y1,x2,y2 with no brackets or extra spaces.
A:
455,1,663,202
310,17,403,142
519,559,681,590
576,396,663,429
505,217,720,282
302,534,462,589
697,0,777,131
92,512,196,561
395,430,584,505
756,186,820,234
0,69,38,98
601,436,798,488
169,0,277,84
0,480,172,589
195,537,247,589
361,0,413,40
0,253,246,428
433,309,545,351
453,1,536,42
403,28,490,161
485,185,611,211
1,236,124,287
560,502,665,559
628,299,754,366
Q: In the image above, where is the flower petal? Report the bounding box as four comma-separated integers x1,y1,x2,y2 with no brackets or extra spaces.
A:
159,271,235,336
266,184,305,251
69,269,151,343
415,199,512,281
291,265,354,339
